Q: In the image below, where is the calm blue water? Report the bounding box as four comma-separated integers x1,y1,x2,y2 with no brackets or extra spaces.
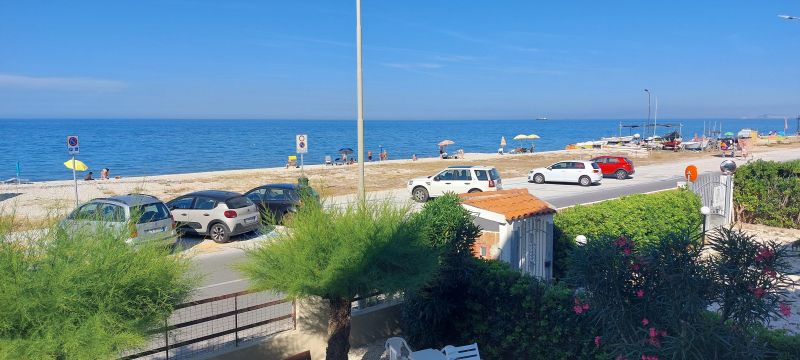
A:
0,119,792,181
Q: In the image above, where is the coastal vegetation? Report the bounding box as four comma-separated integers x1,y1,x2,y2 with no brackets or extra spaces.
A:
237,197,438,360
553,189,702,278
0,212,193,360
734,159,800,229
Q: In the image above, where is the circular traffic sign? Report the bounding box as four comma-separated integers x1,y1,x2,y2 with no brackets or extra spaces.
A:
298,135,305,142
684,165,698,182
68,136,78,147
299,141,306,149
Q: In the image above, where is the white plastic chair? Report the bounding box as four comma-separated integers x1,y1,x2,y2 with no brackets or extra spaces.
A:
442,343,480,360
385,337,413,360
325,155,333,166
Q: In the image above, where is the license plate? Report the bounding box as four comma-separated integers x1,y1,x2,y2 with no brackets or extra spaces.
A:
146,227,165,234
244,216,257,224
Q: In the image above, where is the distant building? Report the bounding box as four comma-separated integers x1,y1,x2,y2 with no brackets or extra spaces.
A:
460,189,557,280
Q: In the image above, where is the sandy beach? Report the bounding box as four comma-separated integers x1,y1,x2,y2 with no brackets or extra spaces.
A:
2,138,799,229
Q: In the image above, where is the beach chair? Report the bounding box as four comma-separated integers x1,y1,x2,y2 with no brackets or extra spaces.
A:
325,155,333,166
385,337,413,360
334,157,344,166
442,343,480,360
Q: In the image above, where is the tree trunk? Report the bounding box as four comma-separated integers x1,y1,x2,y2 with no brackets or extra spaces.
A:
325,297,352,360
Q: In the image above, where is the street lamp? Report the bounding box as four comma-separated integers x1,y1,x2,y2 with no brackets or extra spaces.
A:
644,89,651,134
575,235,587,245
700,206,710,235
356,0,366,200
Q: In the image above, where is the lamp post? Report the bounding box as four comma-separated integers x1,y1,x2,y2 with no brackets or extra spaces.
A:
644,89,651,135
356,0,366,200
700,206,710,235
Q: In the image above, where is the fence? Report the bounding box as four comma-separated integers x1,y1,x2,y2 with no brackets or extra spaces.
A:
121,291,295,360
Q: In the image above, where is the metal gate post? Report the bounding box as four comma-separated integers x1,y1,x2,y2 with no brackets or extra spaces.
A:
234,296,239,346
164,318,169,360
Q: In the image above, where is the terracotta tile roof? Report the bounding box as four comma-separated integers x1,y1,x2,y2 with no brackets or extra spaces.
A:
460,189,556,221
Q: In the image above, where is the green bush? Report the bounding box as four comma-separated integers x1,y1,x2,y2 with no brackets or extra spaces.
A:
755,327,800,360
0,216,194,360
553,189,702,278
734,160,800,229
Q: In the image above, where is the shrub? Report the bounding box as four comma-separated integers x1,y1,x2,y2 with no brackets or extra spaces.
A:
0,215,194,360
567,227,797,360
553,189,701,278
755,327,800,360
734,160,800,229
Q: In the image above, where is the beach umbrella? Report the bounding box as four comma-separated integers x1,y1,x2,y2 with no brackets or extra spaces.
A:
437,139,455,146
338,148,354,155
64,159,88,171
724,132,735,137
527,134,540,139
500,136,507,147
513,134,529,140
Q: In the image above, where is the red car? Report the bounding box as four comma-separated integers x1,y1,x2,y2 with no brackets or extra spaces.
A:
591,156,635,180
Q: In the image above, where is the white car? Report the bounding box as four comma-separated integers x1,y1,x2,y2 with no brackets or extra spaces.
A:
408,166,503,202
528,160,602,186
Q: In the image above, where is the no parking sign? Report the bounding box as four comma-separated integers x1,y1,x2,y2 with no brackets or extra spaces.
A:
67,135,80,155
296,134,308,154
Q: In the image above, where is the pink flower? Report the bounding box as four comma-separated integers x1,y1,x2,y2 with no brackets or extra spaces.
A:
762,267,777,278
641,318,649,326
573,305,583,314
616,236,628,247
624,248,632,255
642,355,659,360
631,263,641,271
753,287,766,299
636,289,645,298
583,302,590,310
779,303,792,317
755,247,774,263
594,336,602,347
649,327,657,338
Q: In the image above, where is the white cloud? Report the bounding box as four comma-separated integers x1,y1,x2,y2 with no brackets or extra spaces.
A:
0,74,127,92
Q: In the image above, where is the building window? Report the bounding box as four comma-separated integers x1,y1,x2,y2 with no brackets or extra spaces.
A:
479,246,487,258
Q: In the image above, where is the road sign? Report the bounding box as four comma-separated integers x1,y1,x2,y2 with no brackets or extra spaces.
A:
67,135,80,155
296,134,308,154
684,165,698,182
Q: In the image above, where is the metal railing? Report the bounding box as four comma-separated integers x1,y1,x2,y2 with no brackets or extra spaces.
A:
121,290,295,360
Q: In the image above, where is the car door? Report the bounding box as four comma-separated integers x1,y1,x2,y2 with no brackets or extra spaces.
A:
430,170,456,196
97,202,126,234
245,188,269,219
167,197,196,232
455,169,475,193
65,202,101,232
548,162,568,182
569,162,587,183
190,197,218,233
592,157,609,175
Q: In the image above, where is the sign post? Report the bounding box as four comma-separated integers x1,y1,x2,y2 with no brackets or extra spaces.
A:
67,135,80,206
296,134,308,176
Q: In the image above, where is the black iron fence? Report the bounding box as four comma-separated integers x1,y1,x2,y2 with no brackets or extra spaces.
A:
121,290,295,360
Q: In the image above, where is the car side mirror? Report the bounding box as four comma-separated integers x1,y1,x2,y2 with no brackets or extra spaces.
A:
433,176,441,181
546,166,552,170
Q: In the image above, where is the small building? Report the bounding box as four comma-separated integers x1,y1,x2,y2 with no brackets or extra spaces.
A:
460,189,557,280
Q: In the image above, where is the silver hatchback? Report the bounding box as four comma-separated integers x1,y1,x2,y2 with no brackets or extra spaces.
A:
62,194,176,244
167,190,259,243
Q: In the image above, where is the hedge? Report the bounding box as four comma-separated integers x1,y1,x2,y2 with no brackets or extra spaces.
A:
733,160,800,229
553,189,702,278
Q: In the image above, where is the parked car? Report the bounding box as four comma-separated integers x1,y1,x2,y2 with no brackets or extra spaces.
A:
244,183,318,224
528,160,602,186
591,156,636,180
407,165,503,202
61,194,176,244
166,190,259,243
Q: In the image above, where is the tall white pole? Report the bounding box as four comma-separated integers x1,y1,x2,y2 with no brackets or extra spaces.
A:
72,155,78,207
356,0,366,200
653,97,658,138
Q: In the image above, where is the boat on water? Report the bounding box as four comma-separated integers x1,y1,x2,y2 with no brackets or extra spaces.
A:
536,117,548,121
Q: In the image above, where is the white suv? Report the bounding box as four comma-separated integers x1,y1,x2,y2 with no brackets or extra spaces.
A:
407,166,503,202
528,160,602,186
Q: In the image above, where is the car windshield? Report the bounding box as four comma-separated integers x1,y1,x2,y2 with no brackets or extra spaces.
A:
131,203,171,224
489,168,501,180
226,196,253,209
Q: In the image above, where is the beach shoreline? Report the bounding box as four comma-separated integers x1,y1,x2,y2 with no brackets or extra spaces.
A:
2,138,799,224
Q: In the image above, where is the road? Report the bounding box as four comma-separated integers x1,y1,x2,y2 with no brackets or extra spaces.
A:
188,148,800,300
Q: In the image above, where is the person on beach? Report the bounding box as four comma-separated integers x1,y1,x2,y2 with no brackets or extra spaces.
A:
412,153,417,161
84,172,94,181
100,168,109,180
383,149,389,160
368,150,372,161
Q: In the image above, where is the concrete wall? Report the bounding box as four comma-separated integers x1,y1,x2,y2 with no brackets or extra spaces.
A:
210,298,402,360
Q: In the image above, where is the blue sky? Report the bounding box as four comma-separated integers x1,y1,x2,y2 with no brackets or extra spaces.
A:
0,0,798,120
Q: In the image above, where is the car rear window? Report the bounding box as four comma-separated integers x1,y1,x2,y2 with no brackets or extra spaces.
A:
226,196,253,209
132,203,171,224
624,158,633,164
591,162,600,169
475,170,488,181
489,168,501,180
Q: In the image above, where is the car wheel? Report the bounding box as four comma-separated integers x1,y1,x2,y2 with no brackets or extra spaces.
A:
533,173,545,184
412,186,429,202
615,169,628,180
468,188,482,193
209,223,230,243
579,176,591,187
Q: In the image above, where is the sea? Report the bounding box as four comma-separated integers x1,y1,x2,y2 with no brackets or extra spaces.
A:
0,118,793,181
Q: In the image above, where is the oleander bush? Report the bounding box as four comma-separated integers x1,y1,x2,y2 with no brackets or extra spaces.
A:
567,227,797,360
734,160,800,229
553,189,702,278
0,213,194,360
